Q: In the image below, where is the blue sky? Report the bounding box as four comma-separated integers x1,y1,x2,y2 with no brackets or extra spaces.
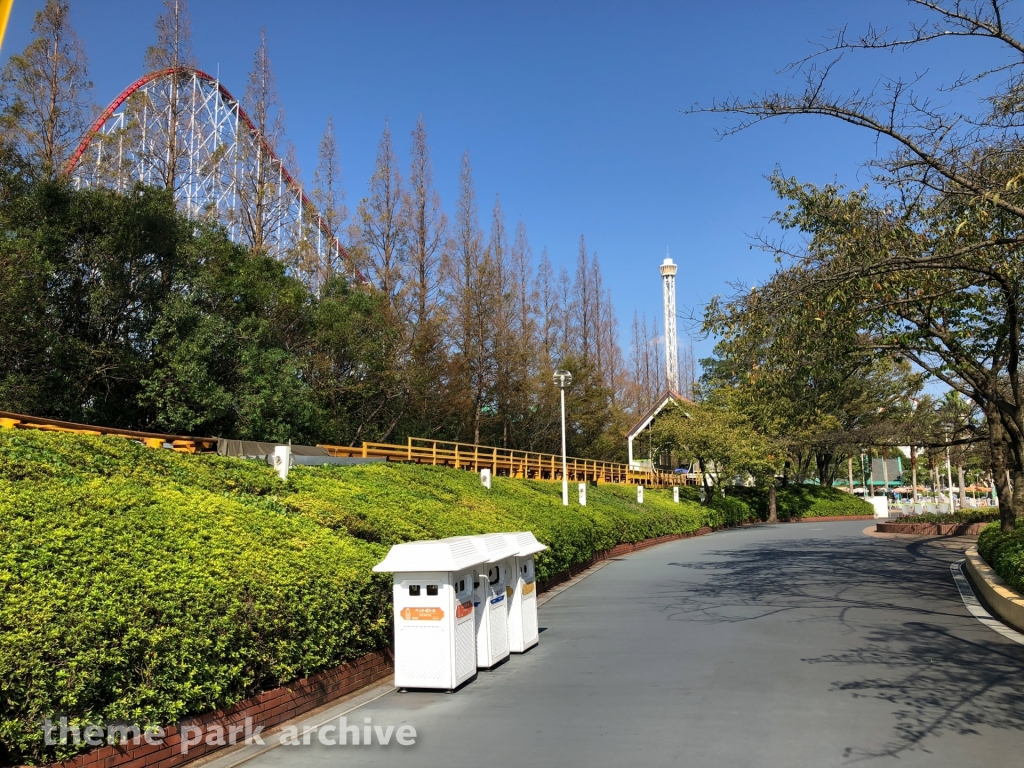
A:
1,0,1007,367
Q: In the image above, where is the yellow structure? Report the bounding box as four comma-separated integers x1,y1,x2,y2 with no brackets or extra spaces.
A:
0,0,14,53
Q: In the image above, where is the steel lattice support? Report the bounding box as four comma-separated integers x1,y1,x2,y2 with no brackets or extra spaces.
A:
67,67,356,286
660,255,679,393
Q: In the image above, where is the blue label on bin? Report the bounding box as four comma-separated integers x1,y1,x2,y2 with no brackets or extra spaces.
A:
490,595,505,605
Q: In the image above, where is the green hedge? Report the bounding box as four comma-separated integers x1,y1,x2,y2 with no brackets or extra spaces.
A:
0,429,738,764
977,522,1024,594
890,509,1000,525
728,484,871,520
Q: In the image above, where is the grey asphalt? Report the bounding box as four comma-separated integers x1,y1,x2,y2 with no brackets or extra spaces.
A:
238,521,1024,767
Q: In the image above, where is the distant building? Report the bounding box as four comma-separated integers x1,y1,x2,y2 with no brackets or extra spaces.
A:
626,388,692,469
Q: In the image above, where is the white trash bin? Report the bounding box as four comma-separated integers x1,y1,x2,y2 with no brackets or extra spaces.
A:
867,496,889,519
372,538,487,691
502,531,548,653
469,533,518,668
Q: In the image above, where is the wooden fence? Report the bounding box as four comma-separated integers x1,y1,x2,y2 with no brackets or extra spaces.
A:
320,436,697,488
0,410,699,489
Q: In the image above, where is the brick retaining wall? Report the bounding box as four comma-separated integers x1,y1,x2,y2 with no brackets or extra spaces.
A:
48,651,393,768
875,521,988,536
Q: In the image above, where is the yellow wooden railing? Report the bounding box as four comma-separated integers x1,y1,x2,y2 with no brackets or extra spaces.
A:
0,410,216,453
320,436,698,488
0,409,698,488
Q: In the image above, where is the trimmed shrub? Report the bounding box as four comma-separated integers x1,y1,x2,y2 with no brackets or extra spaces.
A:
0,429,740,764
977,522,1024,594
891,509,1000,525
730,484,871,521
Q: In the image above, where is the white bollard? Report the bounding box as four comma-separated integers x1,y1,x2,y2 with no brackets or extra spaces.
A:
673,486,679,503
273,444,291,481
637,485,644,504
578,483,587,506
481,468,491,489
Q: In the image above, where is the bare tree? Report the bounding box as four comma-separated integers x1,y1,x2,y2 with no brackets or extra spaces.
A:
1,0,93,177
557,264,573,361
357,121,405,313
571,235,596,362
140,0,195,192
599,286,625,400
312,116,348,283
679,339,698,400
236,29,285,255
403,114,446,333
511,221,536,353
444,152,494,443
535,247,558,363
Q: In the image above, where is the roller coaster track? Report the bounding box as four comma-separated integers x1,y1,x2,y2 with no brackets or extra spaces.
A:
66,67,359,284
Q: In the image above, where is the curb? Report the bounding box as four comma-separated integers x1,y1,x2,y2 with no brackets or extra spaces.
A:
963,547,1024,634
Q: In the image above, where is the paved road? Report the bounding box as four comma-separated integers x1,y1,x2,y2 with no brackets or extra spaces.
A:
233,521,1024,767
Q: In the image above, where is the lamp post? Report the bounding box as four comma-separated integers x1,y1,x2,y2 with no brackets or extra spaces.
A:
553,369,573,506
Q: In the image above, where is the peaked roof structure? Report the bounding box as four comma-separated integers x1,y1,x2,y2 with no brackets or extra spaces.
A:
626,388,693,467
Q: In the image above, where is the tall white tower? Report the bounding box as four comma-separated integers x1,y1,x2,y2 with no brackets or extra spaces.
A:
660,255,679,393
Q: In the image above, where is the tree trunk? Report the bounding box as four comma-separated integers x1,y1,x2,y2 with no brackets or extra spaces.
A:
1012,465,1024,529
699,459,713,506
767,480,777,523
816,450,833,487
988,414,1015,532
957,463,967,510
911,447,918,503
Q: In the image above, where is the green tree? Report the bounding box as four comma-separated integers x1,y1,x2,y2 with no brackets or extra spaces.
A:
650,398,774,506
696,0,1024,531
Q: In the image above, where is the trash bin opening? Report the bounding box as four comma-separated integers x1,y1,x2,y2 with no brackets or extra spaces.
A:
409,585,421,596
426,584,438,596
488,566,501,585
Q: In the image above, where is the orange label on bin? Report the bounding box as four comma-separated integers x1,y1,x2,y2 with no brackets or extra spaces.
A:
400,606,444,621
506,586,513,599
523,581,535,595
456,601,473,619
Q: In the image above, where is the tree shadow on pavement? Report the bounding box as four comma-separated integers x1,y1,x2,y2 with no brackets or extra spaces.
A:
817,620,1024,761
649,535,1024,760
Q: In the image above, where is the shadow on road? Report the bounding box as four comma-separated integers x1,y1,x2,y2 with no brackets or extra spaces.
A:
652,535,1024,760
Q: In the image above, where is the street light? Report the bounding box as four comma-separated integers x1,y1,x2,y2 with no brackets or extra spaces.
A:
553,369,573,506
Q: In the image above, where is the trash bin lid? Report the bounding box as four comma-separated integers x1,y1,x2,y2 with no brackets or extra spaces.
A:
502,531,548,557
372,538,489,573
470,533,519,562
